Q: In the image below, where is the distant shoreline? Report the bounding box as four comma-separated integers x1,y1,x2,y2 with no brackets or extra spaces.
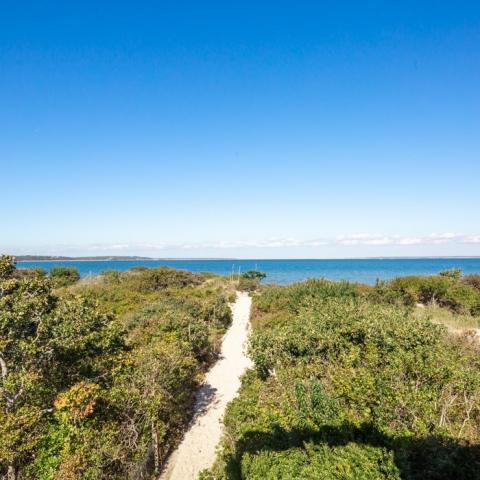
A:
15,256,480,262
15,256,237,262
15,256,480,286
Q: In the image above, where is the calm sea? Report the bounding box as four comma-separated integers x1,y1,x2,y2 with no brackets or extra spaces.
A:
17,258,480,285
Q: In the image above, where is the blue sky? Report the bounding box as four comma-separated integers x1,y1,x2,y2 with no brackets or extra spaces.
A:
1,1,479,258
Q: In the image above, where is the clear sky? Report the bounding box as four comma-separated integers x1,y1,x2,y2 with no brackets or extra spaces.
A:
1,1,479,258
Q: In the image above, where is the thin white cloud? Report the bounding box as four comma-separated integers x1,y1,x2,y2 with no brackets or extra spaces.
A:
335,233,480,247
197,238,329,249
86,243,168,251
397,237,422,245
462,235,480,244
75,233,480,251
336,234,395,246
8,234,480,256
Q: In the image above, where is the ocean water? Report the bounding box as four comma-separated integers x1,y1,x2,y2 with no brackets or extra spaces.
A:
17,258,480,285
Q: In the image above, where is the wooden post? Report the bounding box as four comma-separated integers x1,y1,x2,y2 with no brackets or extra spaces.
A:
152,423,160,475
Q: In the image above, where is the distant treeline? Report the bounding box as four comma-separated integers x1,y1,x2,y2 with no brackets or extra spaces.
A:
14,255,153,261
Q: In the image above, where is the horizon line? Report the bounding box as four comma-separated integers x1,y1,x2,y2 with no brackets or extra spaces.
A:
15,255,480,261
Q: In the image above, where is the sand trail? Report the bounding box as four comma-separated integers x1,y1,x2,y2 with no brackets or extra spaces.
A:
159,291,252,480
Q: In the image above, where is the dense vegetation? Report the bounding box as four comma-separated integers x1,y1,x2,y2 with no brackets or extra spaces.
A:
0,256,234,479
204,276,480,480
370,269,480,316
3,259,480,479
48,266,81,287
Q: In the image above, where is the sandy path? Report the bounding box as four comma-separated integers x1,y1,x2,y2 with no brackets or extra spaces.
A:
159,291,252,480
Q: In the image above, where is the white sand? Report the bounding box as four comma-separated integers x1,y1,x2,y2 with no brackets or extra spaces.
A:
159,291,252,480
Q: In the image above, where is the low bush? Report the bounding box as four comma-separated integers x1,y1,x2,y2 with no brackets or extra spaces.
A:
14,267,46,279
239,441,401,480
129,266,203,292
72,266,206,315
371,272,480,315
238,271,267,292
204,280,480,480
49,266,81,287
255,278,359,315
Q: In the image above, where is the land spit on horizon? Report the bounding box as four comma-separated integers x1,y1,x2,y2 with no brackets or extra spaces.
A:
16,256,480,285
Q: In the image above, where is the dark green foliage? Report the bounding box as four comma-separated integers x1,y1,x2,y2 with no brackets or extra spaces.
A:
74,266,205,315
240,439,401,480
129,266,203,292
129,265,149,272
371,272,480,315
204,280,480,480
0,256,122,479
238,271,267,292
126,293,231,364
255,279,359,316
49,266,81,287
0,256,233,479
0,255,15,279
241,271,266,281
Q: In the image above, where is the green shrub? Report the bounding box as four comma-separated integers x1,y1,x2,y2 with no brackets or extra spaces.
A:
439,268,463,281
15,267,46,279
372,273,480,315
241,271,267,281
101,269,122,283
0,255,15,279
238,271,267,292
127,293,231,363
255,279,359,315
129,266,203,292
240,442,400,480
0,255,234,479
238,277,260,292
49,266,80,287
71,266,207,316
205,282,480,480
0,256,122,479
